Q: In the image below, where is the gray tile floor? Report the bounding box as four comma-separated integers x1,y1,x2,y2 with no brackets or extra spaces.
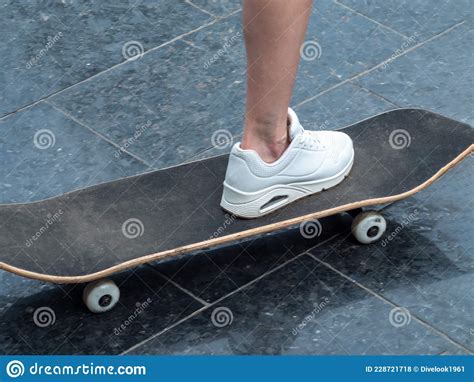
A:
0,0,472,355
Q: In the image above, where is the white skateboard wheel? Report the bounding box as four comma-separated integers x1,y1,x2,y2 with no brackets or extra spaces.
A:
351,211,386,244
82,278,120,313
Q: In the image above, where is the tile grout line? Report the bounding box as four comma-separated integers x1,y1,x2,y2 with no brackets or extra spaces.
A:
306,252,473,354
295,20,465,109
0,10,462,126
51,6,237,96
182,140,236,164
0,11,242,122
185,0,217,18
45,100,154,168
333,0,409,39
349,81,402,108
121,233,341,354
192,233,346,308
122,250,307,355
146,264,211,307
180,38,207,51
120,304,209,355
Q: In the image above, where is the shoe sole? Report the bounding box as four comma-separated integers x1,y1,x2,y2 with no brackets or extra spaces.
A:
220,149,354,219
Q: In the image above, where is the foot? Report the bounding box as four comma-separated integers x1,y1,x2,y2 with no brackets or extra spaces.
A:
220,108,354,218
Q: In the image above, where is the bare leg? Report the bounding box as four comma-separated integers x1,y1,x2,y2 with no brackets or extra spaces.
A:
241,0,312,163
221,0,353,218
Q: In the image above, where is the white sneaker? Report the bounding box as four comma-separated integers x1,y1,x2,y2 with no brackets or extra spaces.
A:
220,108,354,218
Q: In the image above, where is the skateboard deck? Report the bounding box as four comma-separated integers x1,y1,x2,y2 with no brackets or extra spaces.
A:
1,109,472,284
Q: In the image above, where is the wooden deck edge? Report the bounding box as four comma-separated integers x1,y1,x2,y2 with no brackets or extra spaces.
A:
1,144,472,284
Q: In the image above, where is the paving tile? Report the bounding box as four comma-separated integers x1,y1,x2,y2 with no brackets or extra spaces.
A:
50,3,406,170
153,214,351,303
354,23,474,125
0,102,150,203
191,0,405,104
338,0,471,39
189,0,241,17
183,12,244,67
293,0,405,103
295,82,396,130
168,81,396,163
184,146,232,163
0,0,212,117
310,157,474,350
50,21,246,170
130,255,464,354
0,266,203,355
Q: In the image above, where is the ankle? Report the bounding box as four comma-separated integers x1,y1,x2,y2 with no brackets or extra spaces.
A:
241,129,290,163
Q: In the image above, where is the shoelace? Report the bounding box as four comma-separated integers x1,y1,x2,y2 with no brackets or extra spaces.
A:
299,130,323,149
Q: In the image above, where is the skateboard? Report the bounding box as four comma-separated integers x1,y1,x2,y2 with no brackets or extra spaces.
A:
0,109,472,313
